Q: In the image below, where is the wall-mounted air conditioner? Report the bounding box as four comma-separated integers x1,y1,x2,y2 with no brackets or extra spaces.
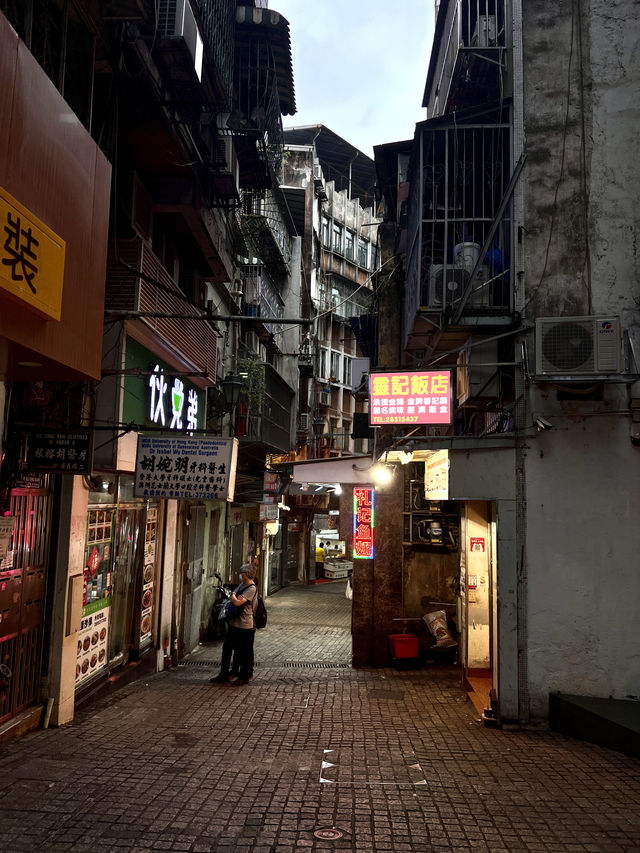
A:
535,316,623,375
429,264,492,308
299,413,310,431
158,0,204,80
429,265,468,306
319,390,331,407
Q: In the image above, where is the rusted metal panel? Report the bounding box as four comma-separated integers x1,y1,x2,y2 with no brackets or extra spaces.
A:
0,488,51,724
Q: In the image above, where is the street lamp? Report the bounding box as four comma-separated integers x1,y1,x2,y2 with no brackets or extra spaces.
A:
222,372,243,436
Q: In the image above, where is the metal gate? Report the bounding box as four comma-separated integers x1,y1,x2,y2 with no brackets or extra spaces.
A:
0,487,52,724
181,505,205,656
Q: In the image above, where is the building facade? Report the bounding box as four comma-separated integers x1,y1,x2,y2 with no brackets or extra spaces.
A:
369,0,640,725
0,0,297,731
278,127,379,583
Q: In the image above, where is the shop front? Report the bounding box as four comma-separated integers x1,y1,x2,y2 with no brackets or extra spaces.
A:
290,447,515,724
75,476,163,695
0,11,111,727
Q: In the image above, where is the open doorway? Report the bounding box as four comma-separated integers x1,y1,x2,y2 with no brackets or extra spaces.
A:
458,501,496,719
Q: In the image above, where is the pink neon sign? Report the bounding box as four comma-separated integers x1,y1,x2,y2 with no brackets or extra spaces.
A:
353,488,374,559
369,370,451,425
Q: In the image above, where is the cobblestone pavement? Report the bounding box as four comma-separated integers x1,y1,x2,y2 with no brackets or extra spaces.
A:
0,582,639,853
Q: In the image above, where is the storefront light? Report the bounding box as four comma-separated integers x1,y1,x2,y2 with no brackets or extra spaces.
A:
372,463,394,487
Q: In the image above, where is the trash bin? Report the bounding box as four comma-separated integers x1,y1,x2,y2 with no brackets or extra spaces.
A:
388,634,420,668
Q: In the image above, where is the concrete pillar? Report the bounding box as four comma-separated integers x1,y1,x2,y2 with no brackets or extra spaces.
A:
46,476,88,726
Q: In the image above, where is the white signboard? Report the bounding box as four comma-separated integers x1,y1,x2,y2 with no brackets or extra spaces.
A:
0,517,16,559
259,503,279,521
424,449,449,500
148,364,200,431
134,435,238,501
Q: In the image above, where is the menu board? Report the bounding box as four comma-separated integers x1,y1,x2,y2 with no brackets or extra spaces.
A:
76,508,114,688
76,607,110,686
140,507,157,647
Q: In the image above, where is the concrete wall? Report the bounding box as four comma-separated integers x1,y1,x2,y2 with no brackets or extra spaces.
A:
524,403,640,717
522,0,640,718
48,477,88,725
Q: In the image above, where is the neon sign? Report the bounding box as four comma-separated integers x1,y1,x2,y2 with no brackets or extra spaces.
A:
148,365,199,432
353,487,374,559
369,370,451,425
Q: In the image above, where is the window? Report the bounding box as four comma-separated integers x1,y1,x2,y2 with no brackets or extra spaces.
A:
357,237,368,267
319,348,328,378
343,356,352,387
342,420,351,451
333,223,343,253
322,216,330,247
330,351,341,380
345,231,355,260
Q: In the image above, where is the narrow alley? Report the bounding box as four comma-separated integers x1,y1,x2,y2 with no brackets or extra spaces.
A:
0,582,638,853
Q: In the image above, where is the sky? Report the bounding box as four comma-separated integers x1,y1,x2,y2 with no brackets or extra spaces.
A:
272,0,435,159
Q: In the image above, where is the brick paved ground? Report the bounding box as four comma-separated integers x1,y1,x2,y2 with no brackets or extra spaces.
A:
0,581,639,853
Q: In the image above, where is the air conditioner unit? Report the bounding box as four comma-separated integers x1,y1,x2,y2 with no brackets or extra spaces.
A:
429,265,469,306
158,0,204,80
428,264,492,308
535,317,623,375
319,390,331,407
299,413,310,431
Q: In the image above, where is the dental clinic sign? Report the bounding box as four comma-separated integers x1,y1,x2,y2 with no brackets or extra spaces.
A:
147,364,201,432
369,370,451,426
134,435,238,501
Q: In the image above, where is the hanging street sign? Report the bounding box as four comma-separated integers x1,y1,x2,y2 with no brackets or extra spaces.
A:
353,487,374,559
134,435,238,501
147,364,200,432
369,370,451,425
26,429,92,474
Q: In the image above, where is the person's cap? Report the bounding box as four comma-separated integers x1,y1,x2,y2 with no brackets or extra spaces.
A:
239,564,255,578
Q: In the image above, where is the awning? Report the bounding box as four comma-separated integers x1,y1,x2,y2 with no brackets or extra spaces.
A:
292,455,376,486
236,6,296,115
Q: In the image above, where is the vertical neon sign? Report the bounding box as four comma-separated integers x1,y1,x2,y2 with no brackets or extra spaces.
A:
353,488,374,559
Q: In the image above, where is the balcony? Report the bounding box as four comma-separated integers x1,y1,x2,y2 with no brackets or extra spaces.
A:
242,363,294,454
105,238,217,382
241,264,285,348
404,104,513,355
425,0,508,118
239,190,292,278
230,6,296,188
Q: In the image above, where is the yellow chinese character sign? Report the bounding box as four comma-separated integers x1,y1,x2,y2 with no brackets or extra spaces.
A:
369,370,451,426
0,186,65,320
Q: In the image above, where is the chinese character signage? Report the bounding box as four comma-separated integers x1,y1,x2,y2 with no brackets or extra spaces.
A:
0,186,65,320
259,503,279,521
353,487,374,559
0,517,16,560
26,430,91,474
77,507,114,689
369,371,451,425
424,449,449,500
134,435,237,501
147,364,200,432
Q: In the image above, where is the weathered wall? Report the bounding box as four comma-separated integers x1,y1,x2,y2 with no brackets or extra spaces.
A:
522,0,640,717
524,410,639,716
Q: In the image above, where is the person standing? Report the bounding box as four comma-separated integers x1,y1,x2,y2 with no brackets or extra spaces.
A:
315,540,326,579
210,564,257,685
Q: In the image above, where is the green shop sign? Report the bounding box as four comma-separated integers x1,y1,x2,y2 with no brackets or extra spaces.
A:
123,339,204,432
